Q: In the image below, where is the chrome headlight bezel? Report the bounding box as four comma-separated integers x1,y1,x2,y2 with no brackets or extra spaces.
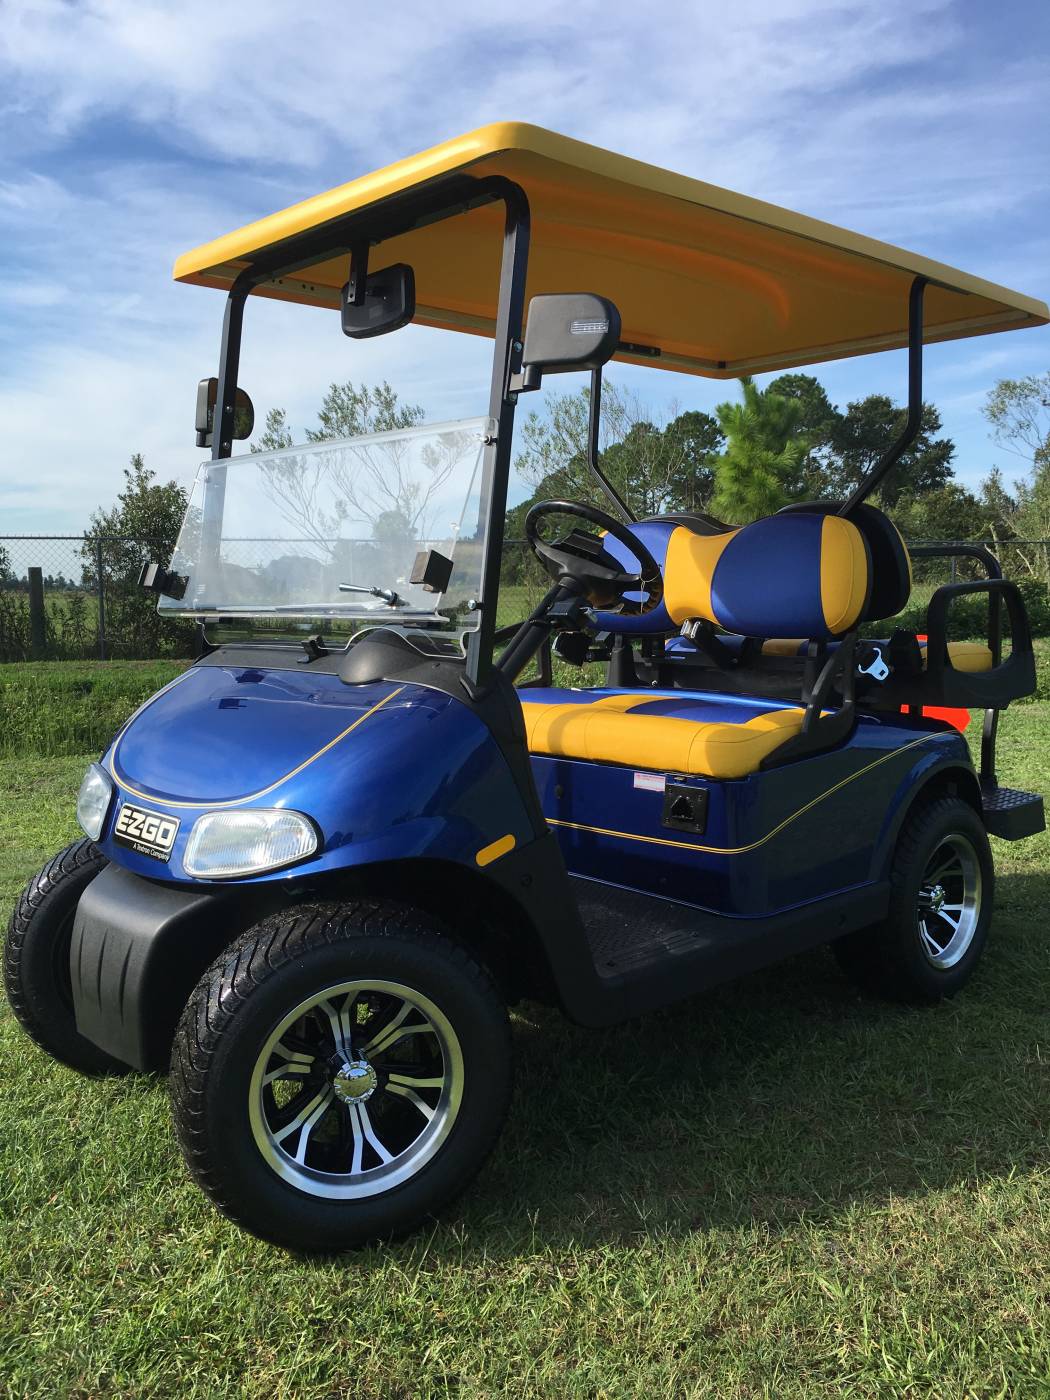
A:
183,808,320,880
77,762,114,841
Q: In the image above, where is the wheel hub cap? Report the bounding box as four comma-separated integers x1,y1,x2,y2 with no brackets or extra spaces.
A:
332,1059,378,1104
916,835,982,970
249,978,465,1201
925,883,946,913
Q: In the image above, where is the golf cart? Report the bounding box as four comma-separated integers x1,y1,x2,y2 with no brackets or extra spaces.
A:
6,124,1048,1253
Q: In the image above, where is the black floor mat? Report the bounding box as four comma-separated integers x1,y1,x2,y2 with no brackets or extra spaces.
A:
571,875,719,978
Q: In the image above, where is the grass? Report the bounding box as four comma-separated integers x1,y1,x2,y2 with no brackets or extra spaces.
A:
2,684,1050,1395
0,660,188,758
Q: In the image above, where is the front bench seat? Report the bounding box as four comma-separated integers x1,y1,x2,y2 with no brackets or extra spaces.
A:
520,690,810,779
521,510,873,779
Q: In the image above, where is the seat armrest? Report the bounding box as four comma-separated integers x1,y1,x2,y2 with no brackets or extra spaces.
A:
923,579,1035,706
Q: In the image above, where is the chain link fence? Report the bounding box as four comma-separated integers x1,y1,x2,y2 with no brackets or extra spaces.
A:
0,535,198,663
1,532,1048,663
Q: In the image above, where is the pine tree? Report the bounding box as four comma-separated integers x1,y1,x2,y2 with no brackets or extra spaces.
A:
710,378,808,523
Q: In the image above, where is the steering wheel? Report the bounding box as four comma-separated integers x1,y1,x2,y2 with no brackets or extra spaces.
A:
524,500,664,615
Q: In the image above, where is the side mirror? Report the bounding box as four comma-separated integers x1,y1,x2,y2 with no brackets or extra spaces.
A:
341,263,416,339
195,379,255,449
518,293,621,390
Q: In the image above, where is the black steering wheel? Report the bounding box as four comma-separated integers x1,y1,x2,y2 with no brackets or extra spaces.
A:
524,500,664,616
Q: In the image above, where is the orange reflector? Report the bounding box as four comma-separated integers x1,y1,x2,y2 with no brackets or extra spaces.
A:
905,639,970,729
901,704,972,732
475,833,516,867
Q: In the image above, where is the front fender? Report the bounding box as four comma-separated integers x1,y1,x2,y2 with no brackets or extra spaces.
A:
96,667,536,886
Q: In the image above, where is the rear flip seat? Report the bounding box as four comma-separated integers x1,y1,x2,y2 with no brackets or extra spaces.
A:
671,634,993,674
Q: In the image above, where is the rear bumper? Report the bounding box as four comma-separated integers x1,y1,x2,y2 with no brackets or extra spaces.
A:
70,865,278,1071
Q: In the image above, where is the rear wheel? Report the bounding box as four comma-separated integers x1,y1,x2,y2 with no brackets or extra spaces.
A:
835,796,993,1002
3,838,128,1074
170,900,512,1252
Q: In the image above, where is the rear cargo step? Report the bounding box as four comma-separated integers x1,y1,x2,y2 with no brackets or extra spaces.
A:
981,785,1045,840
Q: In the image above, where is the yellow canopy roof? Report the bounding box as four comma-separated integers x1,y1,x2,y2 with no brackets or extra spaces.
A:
174,122,1048,379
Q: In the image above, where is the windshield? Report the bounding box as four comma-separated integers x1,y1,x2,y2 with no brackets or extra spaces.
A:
159,416,495,628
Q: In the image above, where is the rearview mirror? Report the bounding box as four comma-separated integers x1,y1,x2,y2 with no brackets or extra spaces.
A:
195,379,255,448
341,263,416,339
519,293,621,389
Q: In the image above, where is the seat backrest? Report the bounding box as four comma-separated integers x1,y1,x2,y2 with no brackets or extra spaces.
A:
594,511,872,639
777,500,912,622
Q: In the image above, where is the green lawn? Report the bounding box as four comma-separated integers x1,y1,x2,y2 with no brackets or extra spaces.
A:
2,700,1050,1395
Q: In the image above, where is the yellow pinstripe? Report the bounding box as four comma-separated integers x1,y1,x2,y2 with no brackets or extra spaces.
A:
545,732,938,855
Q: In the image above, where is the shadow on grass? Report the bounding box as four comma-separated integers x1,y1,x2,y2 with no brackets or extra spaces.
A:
438,866,1050,1252
26,867,1044,1266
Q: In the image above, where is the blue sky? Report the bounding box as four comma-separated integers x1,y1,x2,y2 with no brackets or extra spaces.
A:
1,0,1048,533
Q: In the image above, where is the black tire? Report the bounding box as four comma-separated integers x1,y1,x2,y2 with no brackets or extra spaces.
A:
170,900,512,1253
835,795,994,1003
3,838,129,1075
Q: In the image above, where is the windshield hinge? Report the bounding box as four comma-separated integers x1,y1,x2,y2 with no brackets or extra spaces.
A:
299,634,329,663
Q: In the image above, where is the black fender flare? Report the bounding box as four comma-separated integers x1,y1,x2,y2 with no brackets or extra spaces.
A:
69,832,599,1072
870,749,982,883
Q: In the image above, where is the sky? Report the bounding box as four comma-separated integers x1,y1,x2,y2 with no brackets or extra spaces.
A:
1,0,1048,534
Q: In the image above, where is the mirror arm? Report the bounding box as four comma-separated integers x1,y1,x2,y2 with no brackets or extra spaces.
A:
348,243,370,307
508,365,542,394
585,366,635,524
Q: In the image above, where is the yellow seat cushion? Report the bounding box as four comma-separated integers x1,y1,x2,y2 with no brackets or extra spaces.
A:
937,641,993,673
521,693,806,779
737,637,993,673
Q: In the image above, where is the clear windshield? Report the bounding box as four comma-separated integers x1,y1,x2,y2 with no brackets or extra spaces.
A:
159,417,495,627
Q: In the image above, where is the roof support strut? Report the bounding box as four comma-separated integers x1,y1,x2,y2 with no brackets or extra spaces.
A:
586,367,635,523
838,275,928,516
465,179,532,690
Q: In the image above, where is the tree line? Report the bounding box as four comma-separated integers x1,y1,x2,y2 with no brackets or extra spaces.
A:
4,368,1045,653
507,371,1050,576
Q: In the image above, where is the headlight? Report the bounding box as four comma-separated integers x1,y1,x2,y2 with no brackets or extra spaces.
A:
77,763,113,840
183,809,319,879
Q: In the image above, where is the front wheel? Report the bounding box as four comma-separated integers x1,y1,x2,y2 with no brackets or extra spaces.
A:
835,796,994,1003
170,901,512,1252
4,838,129,1075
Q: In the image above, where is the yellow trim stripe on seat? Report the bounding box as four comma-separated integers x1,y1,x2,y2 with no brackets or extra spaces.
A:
521,698,807,780
820,515,870,634
662,526,734,627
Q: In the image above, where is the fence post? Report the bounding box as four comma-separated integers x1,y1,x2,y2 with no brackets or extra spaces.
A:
28,566,46,660
95,537,107,661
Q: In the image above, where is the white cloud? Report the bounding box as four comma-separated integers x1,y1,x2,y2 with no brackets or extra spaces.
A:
0,0,1047,530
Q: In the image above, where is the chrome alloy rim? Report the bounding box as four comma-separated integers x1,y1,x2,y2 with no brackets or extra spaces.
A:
916,834,982,970
249,979,463,1199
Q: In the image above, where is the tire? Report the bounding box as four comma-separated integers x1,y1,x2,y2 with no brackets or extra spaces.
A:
835,795,994,1003
170,900,512,1253
4,838,129,1074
